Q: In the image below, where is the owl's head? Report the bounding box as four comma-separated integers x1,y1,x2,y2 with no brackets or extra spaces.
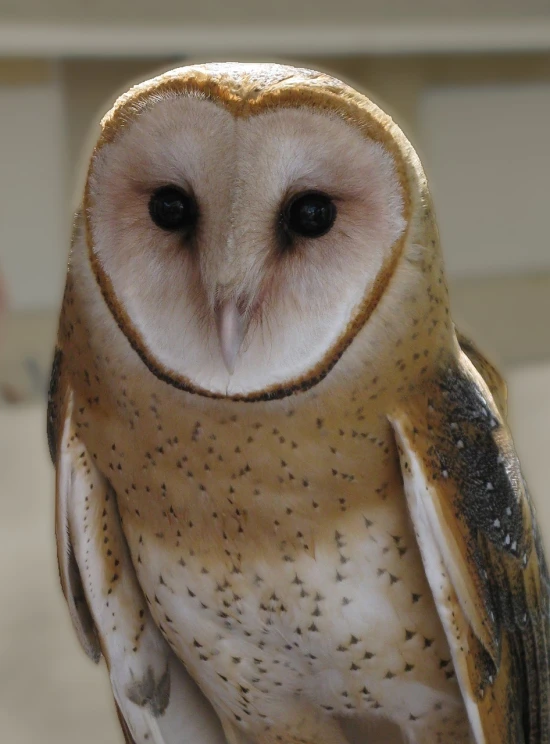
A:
85,63,445,401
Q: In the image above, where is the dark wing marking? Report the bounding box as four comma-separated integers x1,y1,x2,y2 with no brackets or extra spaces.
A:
47,346,63,462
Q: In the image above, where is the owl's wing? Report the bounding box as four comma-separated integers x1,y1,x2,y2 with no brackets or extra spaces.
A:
456,329,508,417
48,351,226,744
389,352,550,744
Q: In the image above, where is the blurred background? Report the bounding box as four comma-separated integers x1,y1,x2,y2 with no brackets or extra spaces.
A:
0,1,549,742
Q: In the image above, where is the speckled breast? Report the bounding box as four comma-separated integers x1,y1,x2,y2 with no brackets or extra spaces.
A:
81,385,462,725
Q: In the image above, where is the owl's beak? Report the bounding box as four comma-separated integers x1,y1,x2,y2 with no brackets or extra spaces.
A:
215,298,245,375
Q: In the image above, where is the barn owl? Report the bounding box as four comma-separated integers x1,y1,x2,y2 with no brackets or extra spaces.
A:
48,63,550,744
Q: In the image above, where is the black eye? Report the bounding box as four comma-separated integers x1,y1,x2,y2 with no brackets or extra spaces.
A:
149,186,197,232
284,191,337,238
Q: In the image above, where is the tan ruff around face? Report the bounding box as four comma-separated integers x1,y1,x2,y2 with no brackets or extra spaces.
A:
84,63,413,401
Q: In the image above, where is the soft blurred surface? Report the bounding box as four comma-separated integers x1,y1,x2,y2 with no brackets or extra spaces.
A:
3,0,549,26
1,1,549,741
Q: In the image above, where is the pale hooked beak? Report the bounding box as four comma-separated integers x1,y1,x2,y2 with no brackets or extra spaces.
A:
215,298,246,375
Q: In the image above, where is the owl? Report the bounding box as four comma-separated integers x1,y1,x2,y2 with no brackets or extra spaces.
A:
48,63,550,744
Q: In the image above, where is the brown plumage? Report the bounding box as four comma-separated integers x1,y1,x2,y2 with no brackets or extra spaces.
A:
48,63,549,744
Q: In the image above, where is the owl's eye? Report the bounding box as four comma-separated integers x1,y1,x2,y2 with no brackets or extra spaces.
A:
149,186,197,232
284,191,337,238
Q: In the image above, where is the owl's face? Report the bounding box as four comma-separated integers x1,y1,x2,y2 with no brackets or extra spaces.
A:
86,66,409,400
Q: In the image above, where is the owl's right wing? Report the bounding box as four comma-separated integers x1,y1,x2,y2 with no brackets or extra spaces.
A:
48,349,226,744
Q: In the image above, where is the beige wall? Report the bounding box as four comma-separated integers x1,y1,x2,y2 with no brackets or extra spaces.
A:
3,0,549,26
0,61,68,312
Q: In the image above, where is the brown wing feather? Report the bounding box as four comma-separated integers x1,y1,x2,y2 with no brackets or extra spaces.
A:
456,329,508,417
390,351,550,743
48,345,101,661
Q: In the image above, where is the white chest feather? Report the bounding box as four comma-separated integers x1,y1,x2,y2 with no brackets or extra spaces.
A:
129,512,463,732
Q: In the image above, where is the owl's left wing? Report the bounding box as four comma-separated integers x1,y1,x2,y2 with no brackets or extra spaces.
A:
456,329,507,417
389,352,550,744
48,348,227,744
